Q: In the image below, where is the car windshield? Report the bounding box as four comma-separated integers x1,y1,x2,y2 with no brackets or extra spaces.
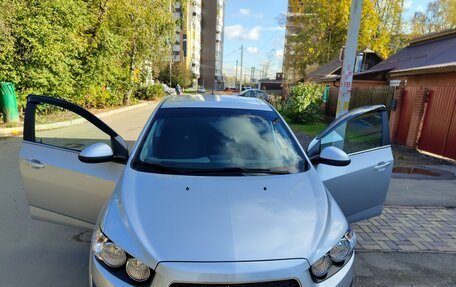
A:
133,108,307,175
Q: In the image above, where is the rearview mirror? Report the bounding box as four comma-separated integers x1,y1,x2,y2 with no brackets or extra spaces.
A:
78,142,114,163
310,146,351,166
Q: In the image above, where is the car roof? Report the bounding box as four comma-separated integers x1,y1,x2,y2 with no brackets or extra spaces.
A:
161,95,273,111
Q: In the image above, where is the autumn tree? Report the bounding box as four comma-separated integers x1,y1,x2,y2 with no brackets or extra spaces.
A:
284,0,405,80
410,0,456,37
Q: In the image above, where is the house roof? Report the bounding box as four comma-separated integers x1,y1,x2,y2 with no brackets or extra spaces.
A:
305,58,342,82
305,49,383,82
366,29,456,75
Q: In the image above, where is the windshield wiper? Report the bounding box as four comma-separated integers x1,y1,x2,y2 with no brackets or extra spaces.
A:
133,162,184,174
185,167,291,175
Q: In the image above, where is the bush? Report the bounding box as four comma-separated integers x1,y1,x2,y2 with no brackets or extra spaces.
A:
284,83,323,124
134,85,165,100
83,86,123,109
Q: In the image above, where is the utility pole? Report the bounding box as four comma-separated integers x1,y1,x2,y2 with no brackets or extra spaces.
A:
336,0,364,118
169,0,173,86
239,45,244,91
235,59,238,88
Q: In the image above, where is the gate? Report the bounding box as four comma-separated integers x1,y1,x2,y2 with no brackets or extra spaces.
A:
418,85,456,160
395,87,420,145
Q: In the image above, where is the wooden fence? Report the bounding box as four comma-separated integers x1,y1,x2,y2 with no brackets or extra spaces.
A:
324,86,395,118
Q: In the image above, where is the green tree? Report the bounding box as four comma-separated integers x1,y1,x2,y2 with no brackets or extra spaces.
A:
0,0,175,109
1,0,88,107
111,0,175,105
158,62,194,88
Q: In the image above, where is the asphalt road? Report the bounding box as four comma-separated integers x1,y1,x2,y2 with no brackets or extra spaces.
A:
0,101,455,286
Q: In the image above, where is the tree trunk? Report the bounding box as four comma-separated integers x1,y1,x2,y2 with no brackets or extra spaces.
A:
124,39,137,106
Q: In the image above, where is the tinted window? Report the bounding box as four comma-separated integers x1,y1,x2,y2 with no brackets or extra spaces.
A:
320,112,383,154
241,90,253,97
257,91,267,99
134,108,306,175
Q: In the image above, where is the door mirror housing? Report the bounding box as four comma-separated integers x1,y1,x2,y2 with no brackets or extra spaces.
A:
79,142,114,163
310,146,351,166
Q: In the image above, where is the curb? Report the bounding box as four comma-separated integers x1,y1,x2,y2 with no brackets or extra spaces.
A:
0,102,149,137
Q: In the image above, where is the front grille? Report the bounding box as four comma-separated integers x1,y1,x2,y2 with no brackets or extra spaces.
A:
170,279,300,287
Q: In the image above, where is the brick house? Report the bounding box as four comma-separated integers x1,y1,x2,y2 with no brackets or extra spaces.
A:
362,29,456,161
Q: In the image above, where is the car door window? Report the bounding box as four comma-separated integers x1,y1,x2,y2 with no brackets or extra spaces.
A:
34,103,111,152
244,90,253,97
320,111,383,154
256,91,264,98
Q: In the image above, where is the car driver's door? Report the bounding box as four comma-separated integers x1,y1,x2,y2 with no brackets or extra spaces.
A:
307,105,393,223
19,95,128,229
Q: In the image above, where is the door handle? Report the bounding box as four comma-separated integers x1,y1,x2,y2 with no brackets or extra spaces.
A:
23,159,46,169
374,161,391,171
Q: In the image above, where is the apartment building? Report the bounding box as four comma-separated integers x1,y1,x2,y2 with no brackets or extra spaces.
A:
282,0,305,92
172,0,224,90
172,0,202,86
200,0,225,90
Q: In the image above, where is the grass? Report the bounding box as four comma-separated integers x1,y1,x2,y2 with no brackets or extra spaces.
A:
281,115,327,137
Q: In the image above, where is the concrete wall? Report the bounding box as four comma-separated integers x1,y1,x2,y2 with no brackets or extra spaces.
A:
200,0,216,90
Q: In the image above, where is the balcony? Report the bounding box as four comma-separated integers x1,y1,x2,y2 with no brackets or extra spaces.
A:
216,23,223,33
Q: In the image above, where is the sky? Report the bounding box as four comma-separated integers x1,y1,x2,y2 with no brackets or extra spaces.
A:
222,0,435,80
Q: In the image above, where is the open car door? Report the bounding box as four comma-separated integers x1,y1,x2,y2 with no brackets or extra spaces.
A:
307,105,393,223
19,95,128,229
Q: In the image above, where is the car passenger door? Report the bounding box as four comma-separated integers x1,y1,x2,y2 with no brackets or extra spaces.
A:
307,105,393,223
19,95,128,229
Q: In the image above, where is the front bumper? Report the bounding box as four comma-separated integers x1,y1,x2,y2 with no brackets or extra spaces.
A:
90,252,354,287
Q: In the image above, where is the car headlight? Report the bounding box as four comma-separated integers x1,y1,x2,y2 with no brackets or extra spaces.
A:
126,258,151,282
101,243,127,267
310,255,332,277
92,227,153,283
310,229,356,279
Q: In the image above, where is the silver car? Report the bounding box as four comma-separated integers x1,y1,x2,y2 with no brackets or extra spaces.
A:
19,95,393,287
239,89,271,102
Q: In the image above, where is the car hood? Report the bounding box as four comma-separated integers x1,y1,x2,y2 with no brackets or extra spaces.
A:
103,169,345,267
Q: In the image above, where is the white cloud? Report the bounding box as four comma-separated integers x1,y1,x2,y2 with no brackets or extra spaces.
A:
274,49,284,60
247,46,259,54
244,26,261,40
239,8,250,16
416,5,425,13
225,25,262,41
225,25,244,39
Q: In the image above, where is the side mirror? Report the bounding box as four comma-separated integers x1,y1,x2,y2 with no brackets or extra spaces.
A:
78,142,114,163
310,146,351,166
